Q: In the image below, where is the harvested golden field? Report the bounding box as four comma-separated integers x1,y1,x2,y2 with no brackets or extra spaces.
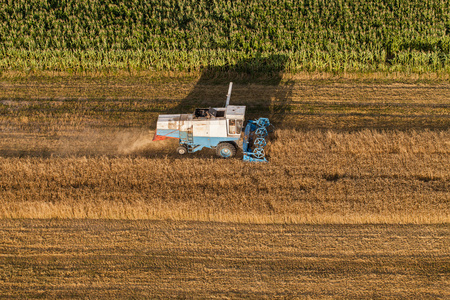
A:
0,220,448,299
2,76,450,131
1,76,449,223
0,76,449,298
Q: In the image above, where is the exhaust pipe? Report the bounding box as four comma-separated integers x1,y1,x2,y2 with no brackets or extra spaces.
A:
225,82,233,107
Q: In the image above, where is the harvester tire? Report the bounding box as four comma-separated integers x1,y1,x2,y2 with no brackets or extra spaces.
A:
177,146,187,155
216,143,236,158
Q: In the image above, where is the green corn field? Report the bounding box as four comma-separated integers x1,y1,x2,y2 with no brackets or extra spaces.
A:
1,0,449,74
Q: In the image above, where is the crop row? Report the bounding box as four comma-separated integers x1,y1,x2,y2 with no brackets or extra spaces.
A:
2,48,449,74
0,0,449,73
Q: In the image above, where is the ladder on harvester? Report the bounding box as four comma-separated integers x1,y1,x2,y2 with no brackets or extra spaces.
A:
242,118,272,162
186,127,195,153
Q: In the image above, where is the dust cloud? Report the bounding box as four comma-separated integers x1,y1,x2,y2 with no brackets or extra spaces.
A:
52,128,176,157
115,130,176,155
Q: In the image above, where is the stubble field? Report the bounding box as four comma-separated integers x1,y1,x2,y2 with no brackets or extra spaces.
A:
0,220,448,299
0,75,449,298
1,75,449,223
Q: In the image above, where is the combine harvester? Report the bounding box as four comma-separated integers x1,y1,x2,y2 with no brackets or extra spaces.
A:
153,83,272,162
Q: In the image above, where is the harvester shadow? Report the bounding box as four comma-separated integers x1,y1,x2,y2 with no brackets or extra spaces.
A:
167,54,294,127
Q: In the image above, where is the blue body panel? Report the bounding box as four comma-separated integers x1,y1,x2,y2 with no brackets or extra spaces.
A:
191,136,239,147
156,129,239,152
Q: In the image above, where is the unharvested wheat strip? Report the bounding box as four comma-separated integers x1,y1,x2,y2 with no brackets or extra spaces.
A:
0,129,448,223
1,202,448,224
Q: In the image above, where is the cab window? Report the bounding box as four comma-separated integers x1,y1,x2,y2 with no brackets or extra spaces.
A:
228,119,243,135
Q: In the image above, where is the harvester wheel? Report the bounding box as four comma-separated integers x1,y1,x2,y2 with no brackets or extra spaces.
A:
255,127,268,137
177,145,188,155
256,118,270,128
254,137,267,147
253,147,265,159
216,143,236,158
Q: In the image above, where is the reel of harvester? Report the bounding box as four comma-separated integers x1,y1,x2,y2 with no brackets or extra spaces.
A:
242,117,272,162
